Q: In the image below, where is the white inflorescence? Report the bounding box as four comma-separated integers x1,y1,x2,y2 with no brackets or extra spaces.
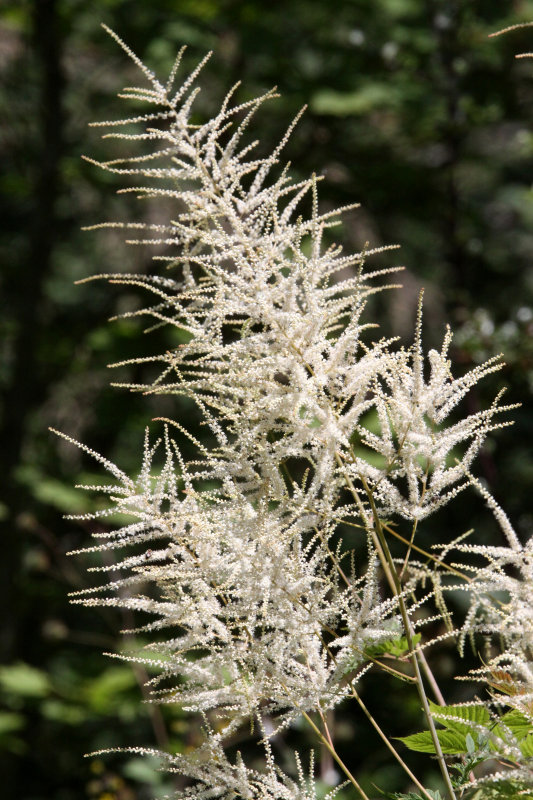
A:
66,426,401,726
65,25,531,798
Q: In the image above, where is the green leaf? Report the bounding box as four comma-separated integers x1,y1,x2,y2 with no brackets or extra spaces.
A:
428,701,490,731
0,712,25,735
83,666,137,713
397,728,468,754
16,465,92,514
385,792,443,800
41,699,87,725
0,663,51,698
433,729,469,754
520,734,533,758
399,703,494,755
499,709,533,740
465,782,533,799
311,83,398,116
123,756,165,785
384,794,426,799
364,632,421,659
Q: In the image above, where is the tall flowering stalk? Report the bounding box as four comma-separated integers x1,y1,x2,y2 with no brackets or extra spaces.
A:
61,24,533,800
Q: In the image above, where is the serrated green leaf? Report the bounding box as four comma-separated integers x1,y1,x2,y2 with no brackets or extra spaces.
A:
499,709,533,740
520,733,533,758
384,794,425,799
364,632,421,659
399,703,494,756
397,731,435,754
429,700,490,731
434,729,468,753
397,727,468,754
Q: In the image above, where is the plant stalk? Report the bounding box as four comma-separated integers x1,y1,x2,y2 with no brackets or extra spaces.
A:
360,475,457,800
301,710,370,800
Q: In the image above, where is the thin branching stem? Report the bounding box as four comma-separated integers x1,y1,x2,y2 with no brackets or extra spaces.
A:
349,685,435,800
301,710,371,800
359,475,457,800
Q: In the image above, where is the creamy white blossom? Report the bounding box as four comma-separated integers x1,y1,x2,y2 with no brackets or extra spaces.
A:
62,25,530,799
455,504,533,721
92,729,346,800
63,427,403,727
351,319,517,520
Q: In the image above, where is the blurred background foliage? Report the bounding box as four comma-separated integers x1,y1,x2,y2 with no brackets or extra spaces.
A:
1,1,533,798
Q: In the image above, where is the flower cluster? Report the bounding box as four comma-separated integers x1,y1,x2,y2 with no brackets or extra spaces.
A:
63,426,404,729
454,487,533,720
92,730,346,800
64,25,530,800
353,321,516,520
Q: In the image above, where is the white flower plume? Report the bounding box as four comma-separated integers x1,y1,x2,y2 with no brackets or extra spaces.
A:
59,24,526,798
351,310,517,521
62,427,402,727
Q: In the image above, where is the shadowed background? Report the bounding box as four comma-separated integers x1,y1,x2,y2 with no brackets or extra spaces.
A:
1,1,533,798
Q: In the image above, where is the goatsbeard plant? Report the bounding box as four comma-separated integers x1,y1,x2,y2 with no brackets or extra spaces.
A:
59,24,533,800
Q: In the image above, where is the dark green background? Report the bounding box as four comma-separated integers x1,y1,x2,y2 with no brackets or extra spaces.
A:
1,1,533,798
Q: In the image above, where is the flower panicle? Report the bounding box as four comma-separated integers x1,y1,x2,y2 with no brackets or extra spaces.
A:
62,25,529,798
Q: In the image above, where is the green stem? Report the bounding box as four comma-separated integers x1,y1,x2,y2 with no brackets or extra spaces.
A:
350,686,436,800
301,710,371,800
359,475,457,800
